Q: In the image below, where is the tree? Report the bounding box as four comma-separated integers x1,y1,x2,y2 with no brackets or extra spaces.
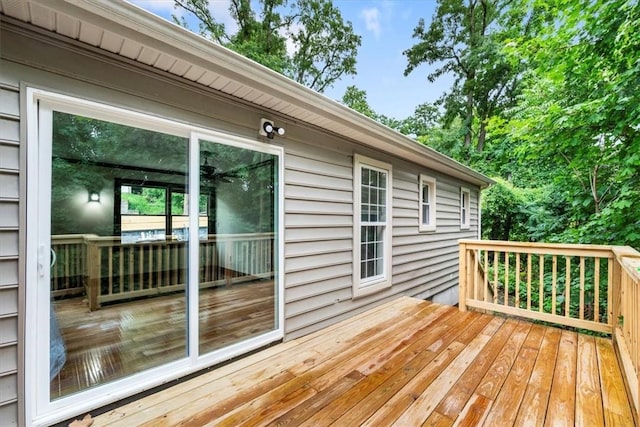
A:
341,85,377,119
503,0,640,247
173,0,361,92
403,0,550,155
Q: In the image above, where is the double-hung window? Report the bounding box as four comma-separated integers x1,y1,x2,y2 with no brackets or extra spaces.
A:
460,187,471,229
353,155,392,297
419,175,436,232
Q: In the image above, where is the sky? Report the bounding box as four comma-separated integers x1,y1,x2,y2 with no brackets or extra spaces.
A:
130,0,452,120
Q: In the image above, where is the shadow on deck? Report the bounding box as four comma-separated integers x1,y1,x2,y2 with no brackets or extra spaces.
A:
91,296,634,426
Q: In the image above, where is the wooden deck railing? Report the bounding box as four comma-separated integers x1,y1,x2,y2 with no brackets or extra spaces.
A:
459,239,640,422
52,233,274,311
51,235,91,297
612,246,640,421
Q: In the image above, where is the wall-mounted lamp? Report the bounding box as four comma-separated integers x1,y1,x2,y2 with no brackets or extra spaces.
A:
88,191,101,203
259,118,285,139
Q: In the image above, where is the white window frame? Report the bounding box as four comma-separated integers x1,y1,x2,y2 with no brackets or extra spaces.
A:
353,154,392,298
419,174,437,232
460,187,471,229
25,88,285,426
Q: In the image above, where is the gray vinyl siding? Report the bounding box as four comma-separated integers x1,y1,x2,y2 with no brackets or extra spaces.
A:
0,82,20,426
281,146,482,339
0,19,484,422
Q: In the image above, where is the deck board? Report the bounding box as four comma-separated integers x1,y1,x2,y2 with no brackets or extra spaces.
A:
91,297,634,426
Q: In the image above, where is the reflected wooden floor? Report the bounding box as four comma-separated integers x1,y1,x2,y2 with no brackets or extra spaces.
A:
92,297,634,426
50,280,275,399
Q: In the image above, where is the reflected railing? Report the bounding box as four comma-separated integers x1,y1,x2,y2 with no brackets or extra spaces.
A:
51,233,275,311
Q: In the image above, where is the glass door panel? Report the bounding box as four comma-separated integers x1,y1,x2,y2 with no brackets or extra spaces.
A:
48,111,190,399
198,139,278,354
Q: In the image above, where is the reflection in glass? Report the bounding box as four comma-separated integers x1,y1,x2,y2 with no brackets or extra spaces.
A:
198,140,278,355
48,112,189,399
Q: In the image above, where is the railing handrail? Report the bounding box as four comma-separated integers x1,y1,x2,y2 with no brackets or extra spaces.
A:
459,239,615,258
50,232,275,248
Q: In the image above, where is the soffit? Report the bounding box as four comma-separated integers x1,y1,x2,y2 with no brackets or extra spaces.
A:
0,0,493,187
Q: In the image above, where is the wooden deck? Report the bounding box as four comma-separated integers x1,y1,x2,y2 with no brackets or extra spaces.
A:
52,280,275,399
91,297,634,426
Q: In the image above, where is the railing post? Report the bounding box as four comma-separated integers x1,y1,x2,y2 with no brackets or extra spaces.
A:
85,238,100,311
611,256,621,329
459,241,467,312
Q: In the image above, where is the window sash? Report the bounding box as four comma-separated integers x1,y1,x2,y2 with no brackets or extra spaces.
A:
461,187,471,228
419,175,436,231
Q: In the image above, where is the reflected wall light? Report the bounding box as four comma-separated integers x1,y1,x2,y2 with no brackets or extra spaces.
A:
259,118,285,139
88,191,100,203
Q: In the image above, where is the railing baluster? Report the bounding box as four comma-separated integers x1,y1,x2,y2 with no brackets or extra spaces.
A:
580,256,585,320
594,258,600,323
493,251,499,304
504,252,509,307
63,245,70,289
566,257,571,318
552,255,557,315
482,250,488,302
118,245,124,295
128,246,134,292
515,253,521,309
108,246,114,295
171,243,177,286
138,245,144,290
527,253,532,311
539,255,544,313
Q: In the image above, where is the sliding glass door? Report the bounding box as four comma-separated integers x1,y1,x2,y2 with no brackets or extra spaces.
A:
28,89,282,424
48,111,190,399
197,138,278,355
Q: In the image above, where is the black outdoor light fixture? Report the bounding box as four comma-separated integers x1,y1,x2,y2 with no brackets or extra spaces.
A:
260,118,285,139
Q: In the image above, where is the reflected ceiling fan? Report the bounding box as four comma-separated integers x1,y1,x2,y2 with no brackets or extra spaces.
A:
200,152,240,188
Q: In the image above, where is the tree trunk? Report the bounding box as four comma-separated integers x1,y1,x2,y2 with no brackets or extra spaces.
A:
465,91,473,148
477,119,487,152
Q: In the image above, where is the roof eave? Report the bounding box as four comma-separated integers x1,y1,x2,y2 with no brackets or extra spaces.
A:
30,0,493,187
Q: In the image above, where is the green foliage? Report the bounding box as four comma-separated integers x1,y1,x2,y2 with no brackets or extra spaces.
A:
174,0,361,92
341,85,377,119
484,253,610,324
481,178,528,241
288,0,360,92
403,0,551,155
501,0,640,249
122,188,166,215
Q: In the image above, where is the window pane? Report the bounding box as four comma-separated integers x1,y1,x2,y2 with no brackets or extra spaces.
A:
198,140,278,355
49,112,189,400
171,191,190,241
361,186,370,205
120,185,168,243
360,225,384,280
378,205,386,222
423,204,430,224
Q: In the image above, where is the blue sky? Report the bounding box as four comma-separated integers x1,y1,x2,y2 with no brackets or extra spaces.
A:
131,0,451,119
